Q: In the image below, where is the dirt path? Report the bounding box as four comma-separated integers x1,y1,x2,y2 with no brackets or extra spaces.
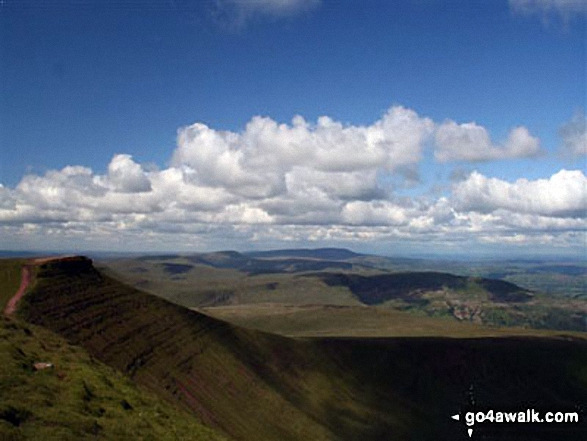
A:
31,256,73,265
3,256,69,317
4,265,33,316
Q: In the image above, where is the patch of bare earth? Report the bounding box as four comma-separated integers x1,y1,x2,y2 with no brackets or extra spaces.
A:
3,256,74,316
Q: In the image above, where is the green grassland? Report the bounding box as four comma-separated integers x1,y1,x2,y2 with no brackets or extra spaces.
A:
119,249,585,301
0,318,226,441
0,259,26,310
100,254,587,333
503,271,586,299
197,304,586,339
347,254,587,298
98,258,362,307
12,256,587,440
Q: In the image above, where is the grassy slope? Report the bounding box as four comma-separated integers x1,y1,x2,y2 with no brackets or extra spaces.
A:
197,304,586,338
0,262,226,441
17,257,587,440
98,259,360,307
0,259,25,310
0,318,228,441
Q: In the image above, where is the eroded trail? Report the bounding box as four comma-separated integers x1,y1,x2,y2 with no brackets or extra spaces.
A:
4,257,69,316
4,265,33,316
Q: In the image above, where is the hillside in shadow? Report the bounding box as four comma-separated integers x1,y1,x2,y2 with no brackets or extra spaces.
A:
16,257,587,440
312,271,533,304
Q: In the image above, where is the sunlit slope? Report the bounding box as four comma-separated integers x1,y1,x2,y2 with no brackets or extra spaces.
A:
101,254,586,333
197,304,585,338
19,257,587,440
0,318,227,441
98,256,361,307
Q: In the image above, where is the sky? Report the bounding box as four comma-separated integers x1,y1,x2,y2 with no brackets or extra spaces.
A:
0,0,586,257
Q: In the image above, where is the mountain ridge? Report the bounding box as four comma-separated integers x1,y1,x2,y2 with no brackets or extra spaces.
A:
11,256,587,440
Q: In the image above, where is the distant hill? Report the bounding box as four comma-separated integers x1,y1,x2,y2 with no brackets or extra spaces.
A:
101,252,587,332
102,247,587,297
8,256,587,440
136,250,356,275
245,247,363,260
313,271,534,305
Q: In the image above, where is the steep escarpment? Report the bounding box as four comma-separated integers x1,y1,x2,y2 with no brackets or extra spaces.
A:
20,257,403,441
18,257,587,440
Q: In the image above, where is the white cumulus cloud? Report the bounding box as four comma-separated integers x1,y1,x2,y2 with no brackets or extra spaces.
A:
434,121,541,162
104,154,152,193
1,105,584,253
453,169,587,217
171,106,433,199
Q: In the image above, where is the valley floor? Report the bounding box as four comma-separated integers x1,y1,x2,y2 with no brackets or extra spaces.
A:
197,303,587,339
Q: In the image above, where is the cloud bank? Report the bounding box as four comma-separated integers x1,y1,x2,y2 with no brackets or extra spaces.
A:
509,0,587,20
453,169,587,217
435,122,541,162
1,105,584,253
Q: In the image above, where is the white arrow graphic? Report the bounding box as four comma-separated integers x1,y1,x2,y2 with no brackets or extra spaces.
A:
450,413,472,437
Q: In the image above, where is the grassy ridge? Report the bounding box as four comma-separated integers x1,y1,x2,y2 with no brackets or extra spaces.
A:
0,259,25,310
20,257,392,440
0,260,226,441
17,257,587,440
0,317,227,441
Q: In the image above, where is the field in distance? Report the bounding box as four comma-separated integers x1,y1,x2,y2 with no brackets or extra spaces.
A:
195,304,584,338
100,248,587,336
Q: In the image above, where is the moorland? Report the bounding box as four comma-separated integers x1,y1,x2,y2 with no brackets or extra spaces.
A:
1,250,586,440
101,248,587,335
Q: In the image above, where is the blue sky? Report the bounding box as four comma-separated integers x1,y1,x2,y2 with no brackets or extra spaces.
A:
0,0,585,256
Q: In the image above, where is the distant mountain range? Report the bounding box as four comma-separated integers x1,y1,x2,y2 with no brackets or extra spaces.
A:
137,248,359,275
245,247,364,260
